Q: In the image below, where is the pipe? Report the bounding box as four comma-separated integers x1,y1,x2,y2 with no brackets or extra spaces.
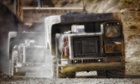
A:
38,0,42,7
15,0,21,18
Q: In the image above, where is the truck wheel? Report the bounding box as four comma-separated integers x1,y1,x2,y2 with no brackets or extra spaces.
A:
106,70,125,78
11,50,18,75
52,57,57,78
97,70,106,77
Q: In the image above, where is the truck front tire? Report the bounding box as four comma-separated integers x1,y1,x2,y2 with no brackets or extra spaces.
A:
106,69,125,78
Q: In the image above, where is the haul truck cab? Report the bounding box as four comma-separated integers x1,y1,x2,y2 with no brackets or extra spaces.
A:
45,12,125,78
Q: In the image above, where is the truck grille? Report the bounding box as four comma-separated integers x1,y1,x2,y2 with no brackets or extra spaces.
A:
72,36,101,57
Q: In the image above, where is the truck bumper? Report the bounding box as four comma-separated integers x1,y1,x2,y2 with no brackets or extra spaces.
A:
60,62,125,73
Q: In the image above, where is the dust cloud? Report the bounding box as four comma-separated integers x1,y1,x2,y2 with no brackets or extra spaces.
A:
0,1,19,74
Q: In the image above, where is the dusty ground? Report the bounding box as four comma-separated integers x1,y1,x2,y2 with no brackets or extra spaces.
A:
0,78,140,84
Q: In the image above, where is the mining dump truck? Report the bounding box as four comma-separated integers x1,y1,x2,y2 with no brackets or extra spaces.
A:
45,12,125,78
6,32,51,77
4,12,125,78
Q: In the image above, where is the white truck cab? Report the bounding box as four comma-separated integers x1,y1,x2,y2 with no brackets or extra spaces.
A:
44,12,125,78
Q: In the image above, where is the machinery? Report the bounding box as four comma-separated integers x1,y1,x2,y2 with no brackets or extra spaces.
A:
7,32,52,77
45,12,125,78
2,12,125,78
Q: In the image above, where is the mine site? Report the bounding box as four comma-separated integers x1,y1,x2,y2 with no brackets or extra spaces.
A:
0,0,140,84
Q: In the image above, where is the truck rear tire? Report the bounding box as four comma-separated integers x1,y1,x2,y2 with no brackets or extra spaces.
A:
97,70,107,77
52,57,57,78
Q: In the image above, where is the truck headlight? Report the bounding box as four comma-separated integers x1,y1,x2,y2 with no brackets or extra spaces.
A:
105,42,122,53
61,59,68,65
